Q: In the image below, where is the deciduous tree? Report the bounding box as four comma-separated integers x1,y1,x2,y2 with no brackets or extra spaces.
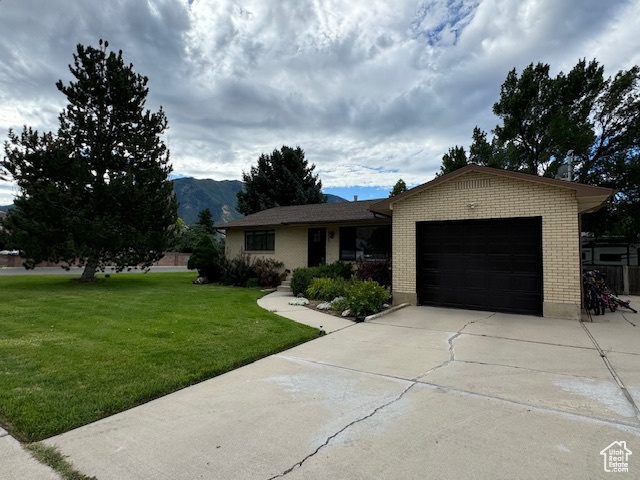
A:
440,59,640,236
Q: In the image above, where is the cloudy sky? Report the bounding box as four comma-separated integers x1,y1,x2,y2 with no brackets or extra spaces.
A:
1,0,639,205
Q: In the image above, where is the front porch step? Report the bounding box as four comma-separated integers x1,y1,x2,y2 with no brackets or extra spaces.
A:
277,279,291,292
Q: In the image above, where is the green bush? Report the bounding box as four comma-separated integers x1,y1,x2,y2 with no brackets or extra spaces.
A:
315,261,353,280
290,267,319,296
291,261,354,296
222,254,256,286
306,277,348,301
252,258,286,287
187,236,225,282
245,278,260,288
347,280,390,317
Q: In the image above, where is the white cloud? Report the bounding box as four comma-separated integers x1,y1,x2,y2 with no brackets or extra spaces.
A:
0,0,639,205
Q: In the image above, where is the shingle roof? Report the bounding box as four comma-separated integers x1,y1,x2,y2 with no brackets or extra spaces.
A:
220,199,389,229
371,164,614,215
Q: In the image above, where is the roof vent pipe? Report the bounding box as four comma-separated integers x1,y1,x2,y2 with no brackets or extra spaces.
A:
353,195,358,202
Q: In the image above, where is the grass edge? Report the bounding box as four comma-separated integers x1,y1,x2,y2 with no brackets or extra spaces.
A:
25,442,98,480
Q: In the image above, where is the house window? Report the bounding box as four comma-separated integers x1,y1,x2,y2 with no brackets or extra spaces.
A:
339,225,391,261
599,253,622,262
245,230,275,251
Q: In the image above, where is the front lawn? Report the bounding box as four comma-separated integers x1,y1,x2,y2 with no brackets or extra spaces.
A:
0,272,317,442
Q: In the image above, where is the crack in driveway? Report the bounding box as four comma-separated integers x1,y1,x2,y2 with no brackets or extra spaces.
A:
414,314,495,381
266,382,417,479
266,315,498,478
268,310,638,479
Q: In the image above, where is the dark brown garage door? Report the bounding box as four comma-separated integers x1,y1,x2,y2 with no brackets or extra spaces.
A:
417,217,543,315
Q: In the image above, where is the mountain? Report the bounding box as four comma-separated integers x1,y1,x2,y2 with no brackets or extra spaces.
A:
2,181,348,226
172,178,245,225
325,194,347,204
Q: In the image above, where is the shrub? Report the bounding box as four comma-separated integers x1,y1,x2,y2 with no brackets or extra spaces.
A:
291,261,355,297
355,258,392,287
306,277,348,301
347,280,390,317
252,258,286,287
316,261,353,280
290,267,319,296
222,253,256,286
331,296,349,312
245,278,260,288
187,236,225,282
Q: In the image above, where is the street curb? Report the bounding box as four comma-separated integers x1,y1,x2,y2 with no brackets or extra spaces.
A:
364,303,411,322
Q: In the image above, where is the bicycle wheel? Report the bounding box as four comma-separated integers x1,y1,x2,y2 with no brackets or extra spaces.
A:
614,297,638,314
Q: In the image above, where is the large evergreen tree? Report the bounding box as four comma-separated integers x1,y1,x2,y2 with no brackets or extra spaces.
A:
389,178,408,196
196,208,215,234
437,146,468,176
236,146,325,215
2,40,177,280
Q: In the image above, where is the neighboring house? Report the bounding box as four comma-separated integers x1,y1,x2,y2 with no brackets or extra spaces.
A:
581,235,639,266
220,165,613,320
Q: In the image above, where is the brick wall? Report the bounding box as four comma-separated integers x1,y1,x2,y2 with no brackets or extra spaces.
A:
392,171,581,319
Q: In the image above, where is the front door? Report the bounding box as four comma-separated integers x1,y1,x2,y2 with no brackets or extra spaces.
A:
308,228,326,267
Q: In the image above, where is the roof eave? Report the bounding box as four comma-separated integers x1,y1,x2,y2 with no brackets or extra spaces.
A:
578,194,613,214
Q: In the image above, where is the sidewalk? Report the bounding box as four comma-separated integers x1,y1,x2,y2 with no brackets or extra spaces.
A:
0,428,61,480
257,290,354,333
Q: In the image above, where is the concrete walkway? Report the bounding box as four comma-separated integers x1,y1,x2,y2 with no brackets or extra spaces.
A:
6,292,640,479
1,427,62,480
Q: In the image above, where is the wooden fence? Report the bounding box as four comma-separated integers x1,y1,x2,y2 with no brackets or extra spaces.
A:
588,265,640,295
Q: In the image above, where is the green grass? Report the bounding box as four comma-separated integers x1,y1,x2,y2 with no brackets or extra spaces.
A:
0,273,317,442
26,443,97,480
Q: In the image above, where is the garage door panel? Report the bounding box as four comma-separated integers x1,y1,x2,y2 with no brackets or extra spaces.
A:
463,255,486,270
513,257,539,271
487,256,511,271
440,255,463,270
462,271,486,287
417,217,542,316
420,256,440,269
512,275,540,292
488,273,512,290
441,242,464,254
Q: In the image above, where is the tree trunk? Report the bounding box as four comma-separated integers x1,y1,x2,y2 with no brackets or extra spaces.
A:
81,258,98,281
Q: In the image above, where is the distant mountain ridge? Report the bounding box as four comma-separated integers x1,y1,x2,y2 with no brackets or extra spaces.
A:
173,178,347,225
172,178,245,225
1,179,348,226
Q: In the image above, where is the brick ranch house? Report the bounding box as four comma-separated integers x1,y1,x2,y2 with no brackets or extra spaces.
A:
221,165,613,320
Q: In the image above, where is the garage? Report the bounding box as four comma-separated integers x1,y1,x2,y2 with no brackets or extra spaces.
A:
369,165,614,320
417,217,543,315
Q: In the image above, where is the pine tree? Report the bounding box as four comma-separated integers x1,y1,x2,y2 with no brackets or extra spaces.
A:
196,208,215,234
236,146,325,215
2,40,177,280
389,179,408,196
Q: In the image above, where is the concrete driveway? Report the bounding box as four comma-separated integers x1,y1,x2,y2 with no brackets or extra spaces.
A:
43,294,640,479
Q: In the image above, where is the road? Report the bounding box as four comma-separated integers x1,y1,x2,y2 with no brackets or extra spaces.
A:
0,266,190,276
